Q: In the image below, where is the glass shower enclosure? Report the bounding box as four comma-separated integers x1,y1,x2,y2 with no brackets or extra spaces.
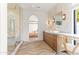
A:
7,4,21,55
8,11,16,55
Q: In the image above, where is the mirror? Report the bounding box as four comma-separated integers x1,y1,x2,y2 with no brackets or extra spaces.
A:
54,12,63,31
55,15,62,26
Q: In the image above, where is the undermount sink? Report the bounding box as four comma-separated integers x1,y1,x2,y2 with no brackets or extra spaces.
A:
52,31,59,33
49,30,59,33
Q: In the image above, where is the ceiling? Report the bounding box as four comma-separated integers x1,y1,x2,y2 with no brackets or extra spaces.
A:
19,3,56,13
72,3,79,9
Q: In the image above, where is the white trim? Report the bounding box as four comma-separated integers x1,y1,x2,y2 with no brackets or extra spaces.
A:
0,3,7,55
72,4,79,10
11,41,23,55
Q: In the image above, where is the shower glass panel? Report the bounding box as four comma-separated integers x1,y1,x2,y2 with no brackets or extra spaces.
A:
8,3,21,55
8,12,16,55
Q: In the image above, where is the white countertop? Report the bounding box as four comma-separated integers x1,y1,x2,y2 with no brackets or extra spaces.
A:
45,31,79,39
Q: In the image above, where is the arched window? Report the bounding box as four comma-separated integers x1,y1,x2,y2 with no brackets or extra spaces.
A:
29,15,38,22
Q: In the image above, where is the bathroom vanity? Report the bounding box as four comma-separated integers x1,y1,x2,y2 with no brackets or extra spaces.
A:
43,31,79,53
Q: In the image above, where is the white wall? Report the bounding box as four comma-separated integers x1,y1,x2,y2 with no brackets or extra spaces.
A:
77,22,79,34
20,9,48,41
0,3,7,55
48,3,73,33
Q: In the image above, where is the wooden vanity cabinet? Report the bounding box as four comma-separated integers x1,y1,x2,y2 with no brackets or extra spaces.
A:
43,32,57,52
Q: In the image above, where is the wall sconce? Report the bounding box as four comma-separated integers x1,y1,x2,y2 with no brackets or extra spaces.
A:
48,16,57,25
52,16,55,23
60,10,66,20
62,14,66,20
48,17,50,24
48,19,51,24
48,17,55,25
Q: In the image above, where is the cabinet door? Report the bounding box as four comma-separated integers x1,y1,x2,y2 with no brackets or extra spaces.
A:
43,32,57,51
49,34,57,51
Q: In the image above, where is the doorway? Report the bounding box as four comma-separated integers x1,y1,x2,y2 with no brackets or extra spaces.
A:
28,15,39,41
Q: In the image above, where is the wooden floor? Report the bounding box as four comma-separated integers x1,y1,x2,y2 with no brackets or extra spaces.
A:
8,45,16,55
8,40,68,55
8,40,79,55
16,40,56,55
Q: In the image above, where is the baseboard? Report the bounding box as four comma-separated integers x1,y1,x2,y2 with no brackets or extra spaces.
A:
11,41,23,55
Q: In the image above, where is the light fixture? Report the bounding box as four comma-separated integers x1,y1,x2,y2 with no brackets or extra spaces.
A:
52,16,55,23
48,17,50,24
61,10,66,20
62,14,66,20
